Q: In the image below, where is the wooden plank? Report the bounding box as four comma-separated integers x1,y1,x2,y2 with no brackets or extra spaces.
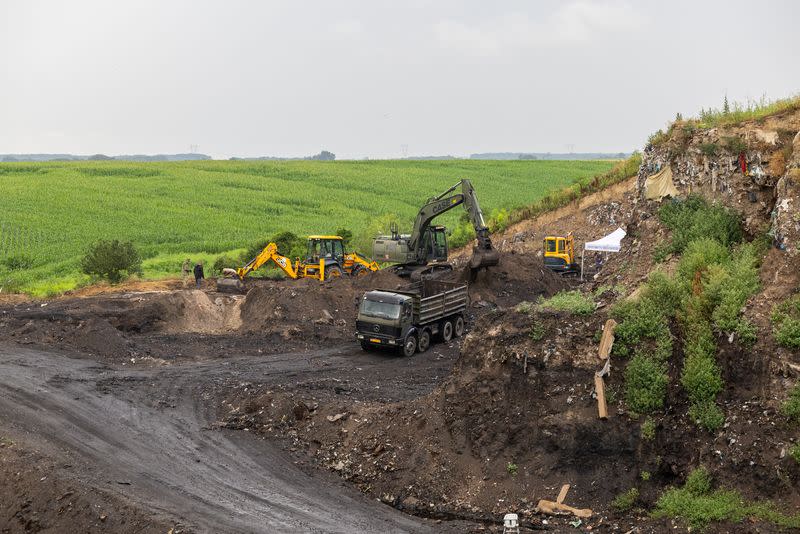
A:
595,373,608,419
556,484,570,504
598,319,617,360
536,499,592,518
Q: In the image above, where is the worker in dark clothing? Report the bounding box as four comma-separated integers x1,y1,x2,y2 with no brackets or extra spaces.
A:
193,262,204,289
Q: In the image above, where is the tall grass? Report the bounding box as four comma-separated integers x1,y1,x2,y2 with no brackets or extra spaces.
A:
695,94,800,128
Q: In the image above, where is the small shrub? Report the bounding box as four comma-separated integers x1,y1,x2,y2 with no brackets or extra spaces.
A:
537,290,595,315
514,301,534,314
612,488,639,512
772,295,800,349
625,354,668,414
659,197,743,255
641,417,656,440
592,284,614,298
735,319,758,346
529,322,545,341
781,383,800,423
648,129,669,146
676,238,730,281
688,400,725,432
611,298,672,360
700,143,719,156
707,244,760,332
641,271,685,316
1,254,35,271
641,471,651,481
80,240,142,284
684,467,712,496
722,136,748,155
789,444,800,464
681,350,723,406
506,462,518,476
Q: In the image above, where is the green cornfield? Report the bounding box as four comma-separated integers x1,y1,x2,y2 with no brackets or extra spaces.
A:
0,159,615,295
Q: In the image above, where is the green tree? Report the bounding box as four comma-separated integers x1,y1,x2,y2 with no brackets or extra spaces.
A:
335,228,353,247
80,240,142,283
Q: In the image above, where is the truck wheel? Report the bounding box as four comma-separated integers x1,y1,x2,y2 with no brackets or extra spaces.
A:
360,341,373,352
454,316,465,338
441,320,454,342
402,335,417,357
417,330,431,353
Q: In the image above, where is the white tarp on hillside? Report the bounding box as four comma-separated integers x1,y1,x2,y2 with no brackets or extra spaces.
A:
585,227,627,252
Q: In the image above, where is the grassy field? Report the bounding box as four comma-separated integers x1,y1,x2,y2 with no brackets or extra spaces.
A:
0,159,615,295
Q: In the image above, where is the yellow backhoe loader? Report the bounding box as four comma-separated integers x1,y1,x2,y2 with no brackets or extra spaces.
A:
217,235,378,293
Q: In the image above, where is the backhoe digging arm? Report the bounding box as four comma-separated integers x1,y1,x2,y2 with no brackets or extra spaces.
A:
236,243,299,280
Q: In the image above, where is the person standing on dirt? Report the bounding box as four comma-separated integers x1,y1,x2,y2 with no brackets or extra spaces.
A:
182,258,191,284
193,261,204,289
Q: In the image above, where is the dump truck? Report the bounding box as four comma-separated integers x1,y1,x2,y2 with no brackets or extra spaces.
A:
355,280,468,356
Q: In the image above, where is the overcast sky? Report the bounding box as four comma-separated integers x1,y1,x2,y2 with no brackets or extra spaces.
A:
1,0,798,159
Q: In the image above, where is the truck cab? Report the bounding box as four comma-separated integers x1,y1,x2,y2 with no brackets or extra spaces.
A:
356,290,411,351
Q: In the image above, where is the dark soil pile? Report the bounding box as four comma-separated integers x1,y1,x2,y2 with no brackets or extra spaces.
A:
448,250,569,308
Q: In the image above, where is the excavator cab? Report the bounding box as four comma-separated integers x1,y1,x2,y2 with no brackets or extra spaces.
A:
421,226,449,263
543,235,579,274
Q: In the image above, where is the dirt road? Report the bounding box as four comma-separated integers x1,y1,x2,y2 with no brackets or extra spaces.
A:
0,343,449,533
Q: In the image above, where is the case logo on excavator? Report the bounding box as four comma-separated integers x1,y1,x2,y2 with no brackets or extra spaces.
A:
432,199,453,214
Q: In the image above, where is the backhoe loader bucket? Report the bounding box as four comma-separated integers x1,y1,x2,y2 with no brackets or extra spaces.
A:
216,276,245,294
469,247,500,270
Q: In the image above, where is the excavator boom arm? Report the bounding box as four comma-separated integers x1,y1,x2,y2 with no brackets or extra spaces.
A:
406,179,498,268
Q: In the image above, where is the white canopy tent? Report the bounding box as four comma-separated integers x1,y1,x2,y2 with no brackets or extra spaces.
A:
581,227,626,280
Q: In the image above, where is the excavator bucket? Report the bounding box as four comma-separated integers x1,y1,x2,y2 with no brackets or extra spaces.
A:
469,246,500,270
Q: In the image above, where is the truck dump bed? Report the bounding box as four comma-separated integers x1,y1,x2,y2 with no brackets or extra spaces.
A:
391,280,468,324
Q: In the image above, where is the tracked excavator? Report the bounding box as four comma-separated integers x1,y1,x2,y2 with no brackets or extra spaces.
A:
217,235,378,293
372,179,500,278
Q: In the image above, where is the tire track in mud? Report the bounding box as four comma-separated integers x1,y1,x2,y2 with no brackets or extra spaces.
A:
0,345,435,533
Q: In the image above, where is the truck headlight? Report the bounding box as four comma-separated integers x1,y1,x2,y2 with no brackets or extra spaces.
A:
357,335,364,339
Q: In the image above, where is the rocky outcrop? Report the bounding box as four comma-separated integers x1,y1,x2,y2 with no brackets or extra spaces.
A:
637,110,800,255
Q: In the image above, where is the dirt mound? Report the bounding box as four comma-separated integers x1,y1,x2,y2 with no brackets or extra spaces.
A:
351,268,406,290
75,317,132,358
448,251,569,308
239,278,357,340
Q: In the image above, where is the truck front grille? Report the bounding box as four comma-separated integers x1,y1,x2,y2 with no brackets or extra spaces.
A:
356,321,401,337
